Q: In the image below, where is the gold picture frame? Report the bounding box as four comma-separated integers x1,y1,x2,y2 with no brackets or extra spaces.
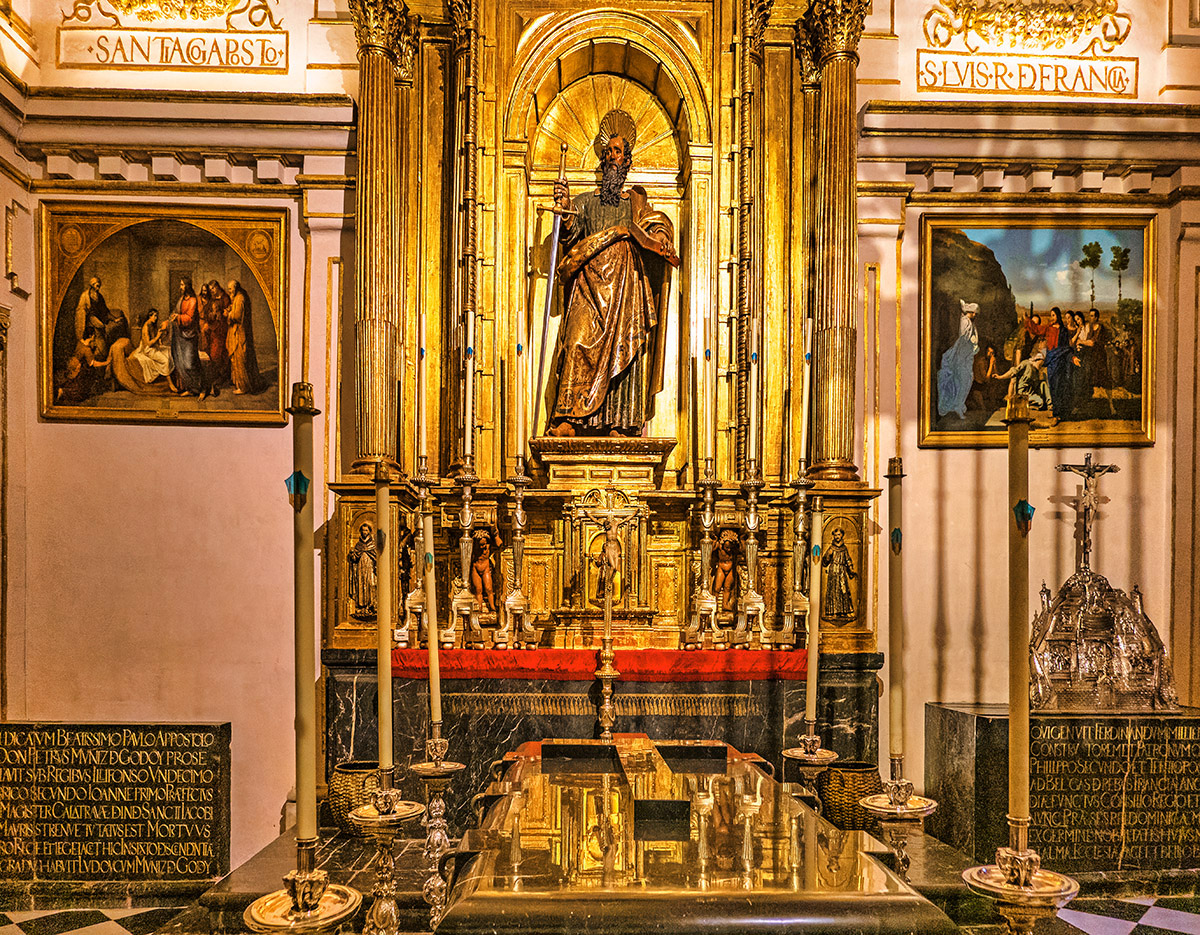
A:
40,201,287,425
919,213,1155,448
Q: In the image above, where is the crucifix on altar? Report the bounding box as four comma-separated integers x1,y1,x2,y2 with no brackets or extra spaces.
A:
1055,453,1119,571
573,487,646,742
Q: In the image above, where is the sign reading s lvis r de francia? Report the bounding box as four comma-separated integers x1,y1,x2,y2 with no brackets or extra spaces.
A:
56,0,287,74
918,0,1138,99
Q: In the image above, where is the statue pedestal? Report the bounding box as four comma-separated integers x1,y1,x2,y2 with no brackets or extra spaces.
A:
529,436,676,492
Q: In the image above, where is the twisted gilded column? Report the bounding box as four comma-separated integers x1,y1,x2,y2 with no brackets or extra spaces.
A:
349,0,408,471
792,21,820,475
805,0,868,482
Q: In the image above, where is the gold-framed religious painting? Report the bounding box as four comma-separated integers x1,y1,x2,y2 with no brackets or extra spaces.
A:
918,213,1155,448
40,201,287,425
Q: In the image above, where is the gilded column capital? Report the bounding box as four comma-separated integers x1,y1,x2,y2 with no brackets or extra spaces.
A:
348,0,410,59
794,20,821,86
450,0,474,44
803,0,870,62
394,12,420,87
747,0,774,56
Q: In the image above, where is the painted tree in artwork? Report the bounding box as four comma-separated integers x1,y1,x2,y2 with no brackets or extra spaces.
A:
1080,241,1103,306
1110,245,1131,306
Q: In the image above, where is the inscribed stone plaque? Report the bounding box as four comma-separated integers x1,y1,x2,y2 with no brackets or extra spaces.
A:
0,723,231,882
925,703,1200,872
1030,717,1200,871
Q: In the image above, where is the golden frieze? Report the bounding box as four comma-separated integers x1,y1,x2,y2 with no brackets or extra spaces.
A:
922,0,1132,56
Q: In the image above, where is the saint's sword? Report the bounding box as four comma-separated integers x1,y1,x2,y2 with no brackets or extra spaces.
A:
532,143,572,436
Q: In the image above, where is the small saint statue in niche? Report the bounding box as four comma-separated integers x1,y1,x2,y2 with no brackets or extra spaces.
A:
821,527,857,619
546,109,680,437
396,513,414,604
348,522,378,620
470,524,503,613
711,527,742,613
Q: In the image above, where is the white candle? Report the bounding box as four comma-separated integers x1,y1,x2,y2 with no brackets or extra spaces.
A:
464,311,475,459
415,313,442,722
798,319,813,477
1008,410,1031,821
515,307,526,466
887,462,905,764
748,313,759,472
290,390,317,842
423,510,441,672
417,338,427,460
805,499,823,731
427,571,442,724
705,310,715,464
375,472,392,770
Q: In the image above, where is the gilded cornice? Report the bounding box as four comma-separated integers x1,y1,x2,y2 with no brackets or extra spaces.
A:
349,0,411,59
803,0,869,62
394,12,421,87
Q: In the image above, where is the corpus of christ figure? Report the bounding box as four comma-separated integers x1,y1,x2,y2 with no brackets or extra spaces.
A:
547,109,680,437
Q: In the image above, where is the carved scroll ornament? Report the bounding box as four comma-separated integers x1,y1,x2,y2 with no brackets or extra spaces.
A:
922,0,1132,55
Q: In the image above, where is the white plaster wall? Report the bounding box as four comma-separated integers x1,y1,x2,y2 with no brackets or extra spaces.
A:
5,184,342,869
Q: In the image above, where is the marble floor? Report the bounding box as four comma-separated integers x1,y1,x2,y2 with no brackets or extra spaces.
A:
1,898,1198,935
1055,896,1200,935
0,909,186,935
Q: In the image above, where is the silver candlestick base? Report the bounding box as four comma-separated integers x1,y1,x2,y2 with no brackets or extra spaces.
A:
348,769,425,935
243,838,362,934
781,734,838,808
963,816,1079,934
861,755,938,821
411,728,466,929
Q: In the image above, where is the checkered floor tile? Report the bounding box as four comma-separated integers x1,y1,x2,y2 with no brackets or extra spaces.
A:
0,909,185,935
1059,898,1200,935
2,897,1198,934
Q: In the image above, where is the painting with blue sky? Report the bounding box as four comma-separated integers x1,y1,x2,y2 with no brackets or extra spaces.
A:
920,216,1153,448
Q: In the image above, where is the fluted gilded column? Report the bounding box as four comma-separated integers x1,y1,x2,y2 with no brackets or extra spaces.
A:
805,0,869,482
349,0,408,471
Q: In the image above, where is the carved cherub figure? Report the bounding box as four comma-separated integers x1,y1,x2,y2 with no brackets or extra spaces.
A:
711,527,742,612
471,524,503,612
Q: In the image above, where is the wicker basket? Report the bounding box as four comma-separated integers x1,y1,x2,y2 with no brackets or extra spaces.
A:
328,760,381,835
817,761,883,830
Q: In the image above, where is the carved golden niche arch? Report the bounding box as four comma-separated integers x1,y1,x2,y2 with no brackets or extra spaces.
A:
498,12,716,485
504,12,711,153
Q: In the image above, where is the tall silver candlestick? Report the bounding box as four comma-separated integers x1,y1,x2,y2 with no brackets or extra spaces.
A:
245,384,362,935
963,396,1077,933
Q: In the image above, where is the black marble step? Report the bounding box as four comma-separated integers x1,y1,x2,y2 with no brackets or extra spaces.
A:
197,829,429,934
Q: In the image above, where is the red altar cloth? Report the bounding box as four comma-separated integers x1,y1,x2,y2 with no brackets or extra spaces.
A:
392,647,808,682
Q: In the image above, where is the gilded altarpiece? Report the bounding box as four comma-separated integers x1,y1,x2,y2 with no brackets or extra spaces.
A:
324,1,877,655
